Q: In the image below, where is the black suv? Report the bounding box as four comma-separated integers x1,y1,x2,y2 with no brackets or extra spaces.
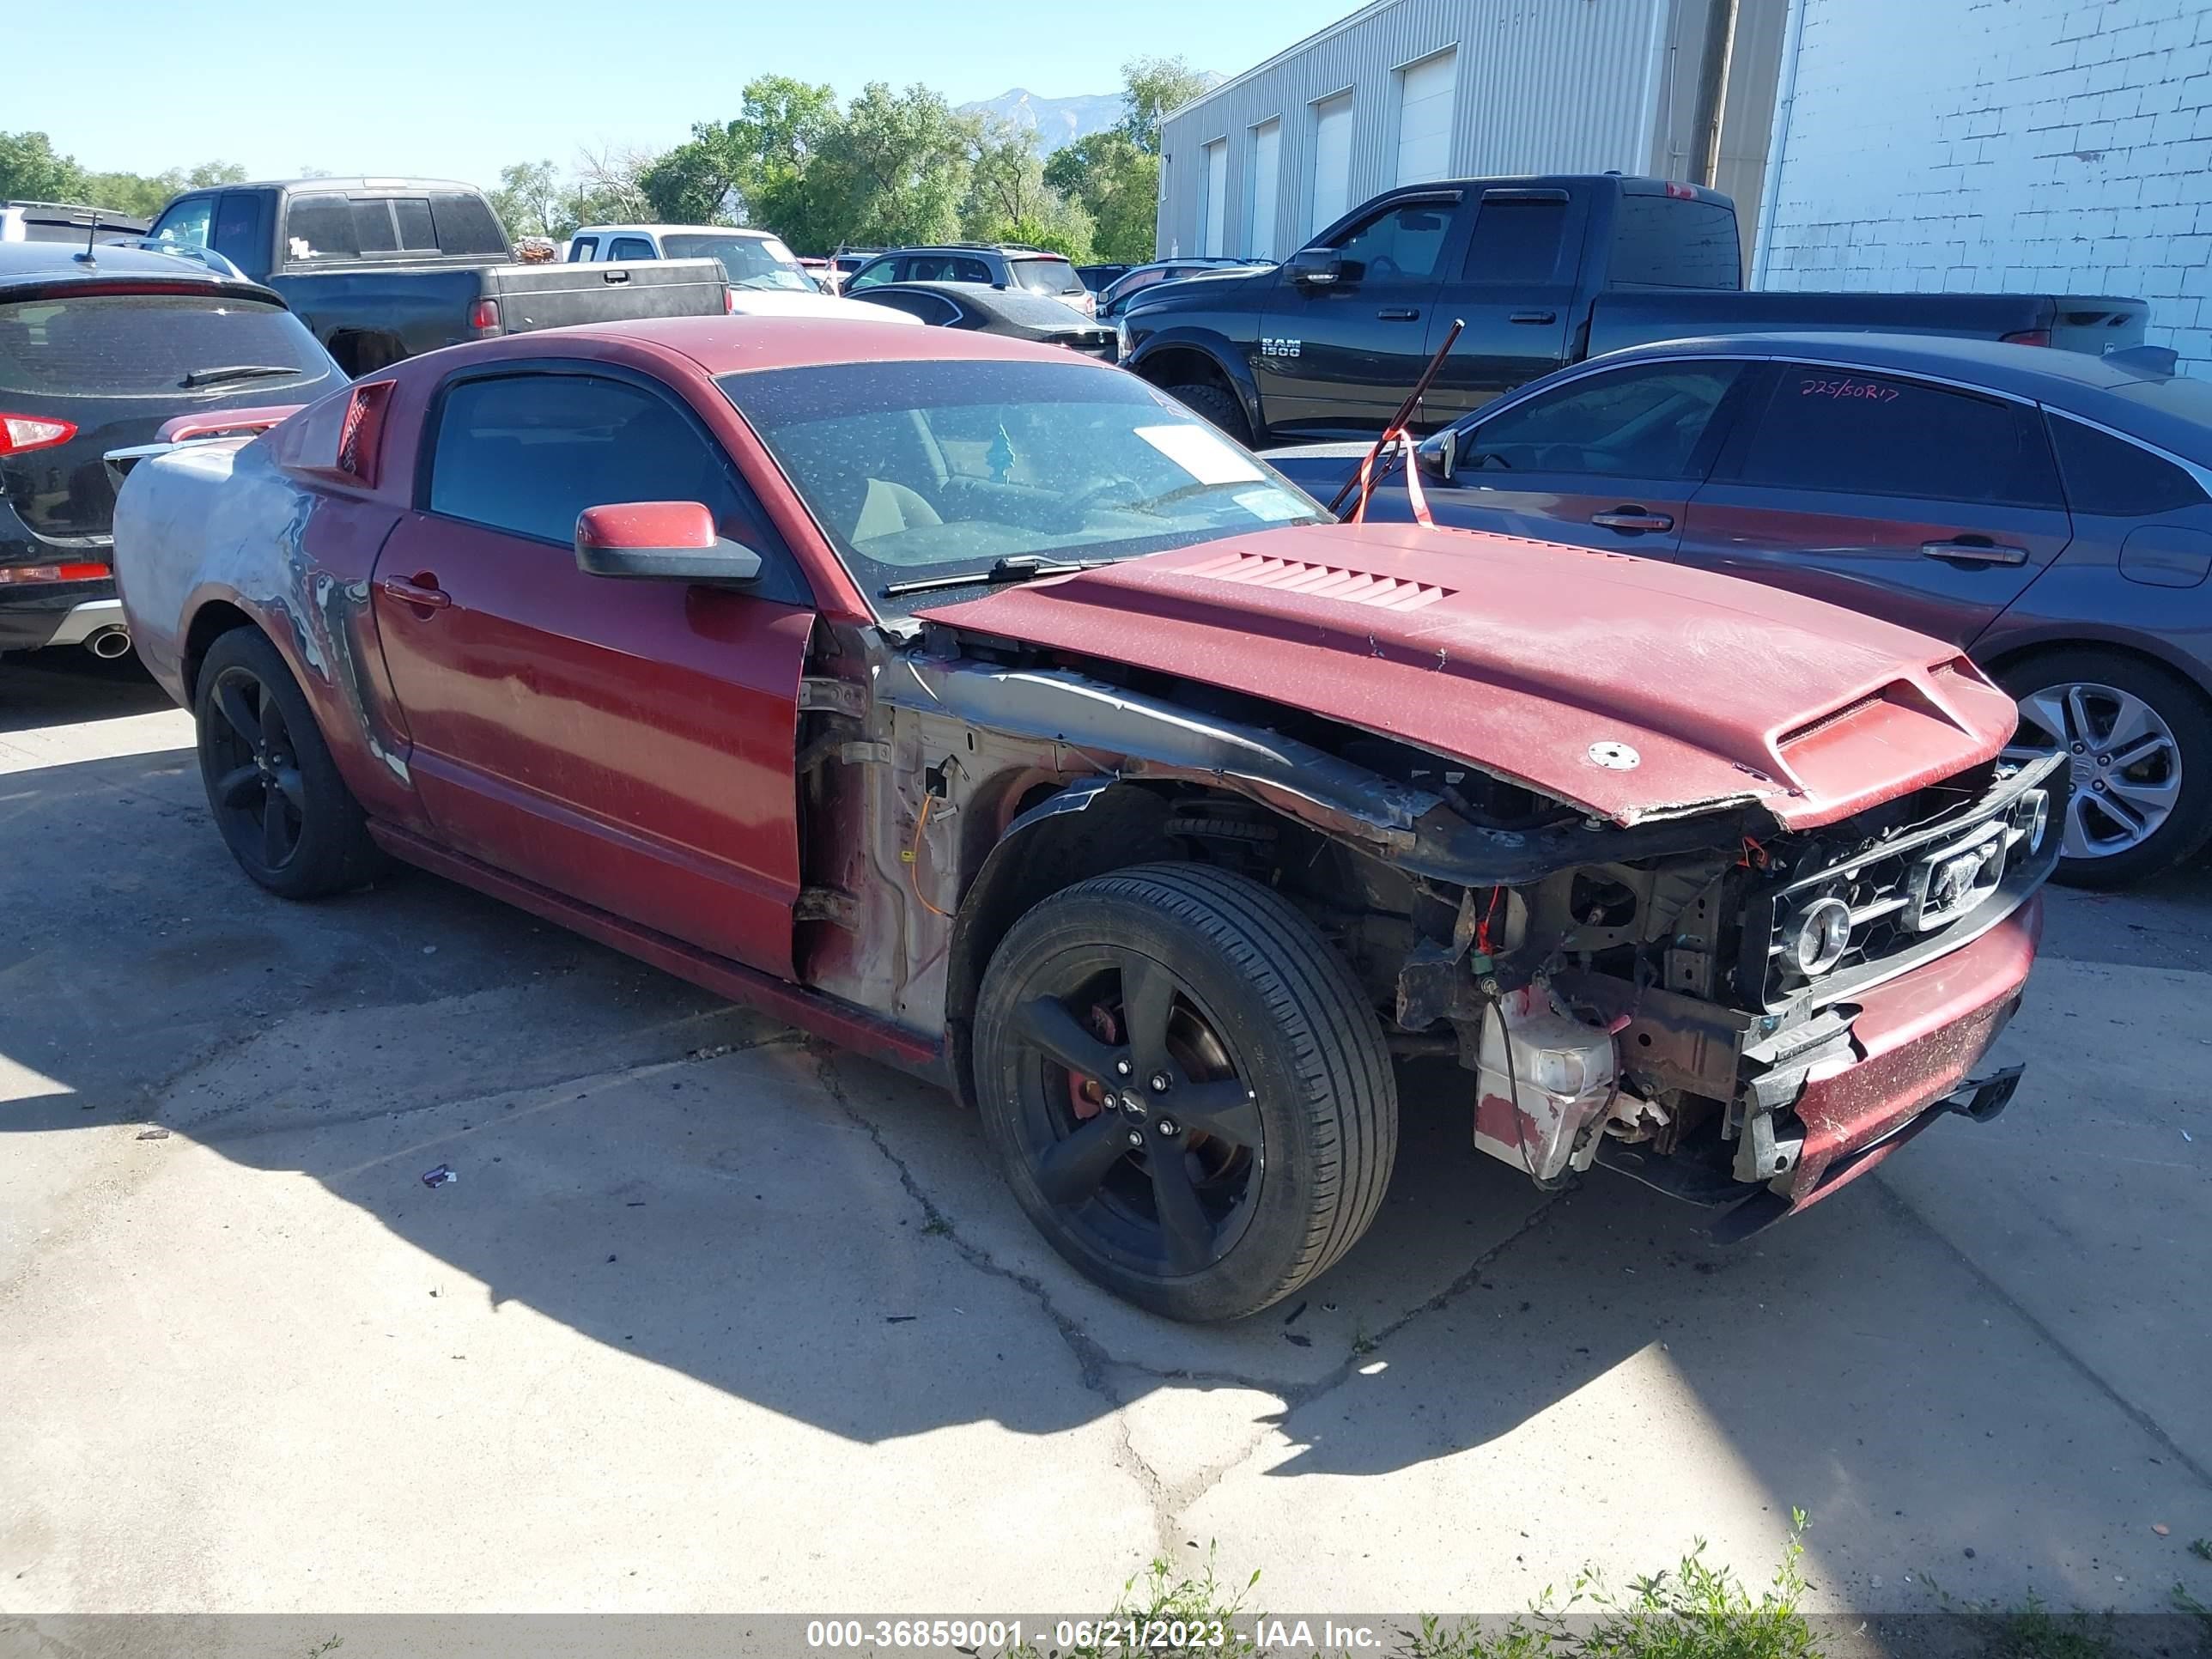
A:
0,240,343,657
842,243,1093,313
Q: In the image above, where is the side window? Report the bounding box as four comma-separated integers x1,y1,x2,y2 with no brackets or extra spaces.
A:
607,236,657,261
953,258,992,283
846,258,896,290
1328,200,1456,283
283,192,358,261
2047,416,2209,515
1462,362,1744,480
569,237,599,261
858,291,955,325
1735,368,2060,505
211,191,265,268
153,196,216,249
1463,197,1569,284
426,372,805,602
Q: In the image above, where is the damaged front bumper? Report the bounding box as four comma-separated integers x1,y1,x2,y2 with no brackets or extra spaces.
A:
1597,896,2041,1241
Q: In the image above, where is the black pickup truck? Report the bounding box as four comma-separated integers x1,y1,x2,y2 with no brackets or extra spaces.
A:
1120,175,2149,445
145,179,727,376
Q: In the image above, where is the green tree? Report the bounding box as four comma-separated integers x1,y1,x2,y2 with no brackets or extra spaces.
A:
963,123,1092,260
0,131,88,204
812,82,976,248
1044,129,1156,264
640,76,842,246
1120,56,1211,154
488,159,573,240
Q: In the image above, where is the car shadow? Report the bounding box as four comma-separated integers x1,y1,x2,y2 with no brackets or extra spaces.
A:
3,689,2203,1596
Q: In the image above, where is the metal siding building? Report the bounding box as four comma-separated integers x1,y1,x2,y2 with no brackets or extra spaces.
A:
1157,0,1788,264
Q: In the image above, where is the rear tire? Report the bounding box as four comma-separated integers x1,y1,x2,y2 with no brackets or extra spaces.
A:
1996,647,2212,889
194,628,386,900
973,863,1396,1322
1164,381,1254,447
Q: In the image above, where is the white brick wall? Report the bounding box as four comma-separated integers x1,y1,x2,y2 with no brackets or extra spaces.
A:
1756,0,2212,370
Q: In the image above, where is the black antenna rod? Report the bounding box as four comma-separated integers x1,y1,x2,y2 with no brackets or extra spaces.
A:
76,208,103,264
1327,317,1465,518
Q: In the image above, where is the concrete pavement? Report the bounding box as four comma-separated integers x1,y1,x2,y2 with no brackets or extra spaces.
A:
2,651,2208,1620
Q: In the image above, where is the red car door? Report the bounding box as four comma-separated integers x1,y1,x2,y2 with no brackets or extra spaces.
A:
371,364,814,979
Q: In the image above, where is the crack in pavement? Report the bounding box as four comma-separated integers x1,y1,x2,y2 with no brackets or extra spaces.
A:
814,1042,1576,1540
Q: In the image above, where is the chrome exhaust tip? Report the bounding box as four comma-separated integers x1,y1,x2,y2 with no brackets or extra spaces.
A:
85,626,132,660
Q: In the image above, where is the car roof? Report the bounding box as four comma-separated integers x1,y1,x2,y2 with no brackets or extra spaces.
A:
438,315,1114,377
0,238,282,301
183,177,481,195
570,224,781,240
1571,331,2212,466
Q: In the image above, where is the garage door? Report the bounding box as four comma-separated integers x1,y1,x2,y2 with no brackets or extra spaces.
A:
1202,140,1227,257
1396,48,1457,185
1310,93,1353,236
1248,119,1281,259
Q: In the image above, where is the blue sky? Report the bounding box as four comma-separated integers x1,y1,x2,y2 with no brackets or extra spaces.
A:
17,0,1354,187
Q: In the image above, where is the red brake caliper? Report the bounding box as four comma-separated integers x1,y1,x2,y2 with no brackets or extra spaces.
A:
1067,1004,1121,1120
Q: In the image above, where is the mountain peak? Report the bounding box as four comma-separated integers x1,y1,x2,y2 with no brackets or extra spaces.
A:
958,75,1223,155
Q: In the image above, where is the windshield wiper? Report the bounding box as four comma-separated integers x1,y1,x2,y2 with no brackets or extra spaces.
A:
179,364,300,389
881,554,1100,599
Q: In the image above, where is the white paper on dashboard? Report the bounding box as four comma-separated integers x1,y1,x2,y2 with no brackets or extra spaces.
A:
1135,423,1267,484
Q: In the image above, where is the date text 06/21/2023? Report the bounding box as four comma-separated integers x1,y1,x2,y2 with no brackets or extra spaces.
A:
803,1617,1388,1651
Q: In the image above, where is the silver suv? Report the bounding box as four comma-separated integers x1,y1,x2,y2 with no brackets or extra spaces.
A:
841,243,1093,314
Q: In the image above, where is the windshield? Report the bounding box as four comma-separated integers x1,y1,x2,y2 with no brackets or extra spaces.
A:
1010,257,1084,297
664,234,811,291
720,358,1325,610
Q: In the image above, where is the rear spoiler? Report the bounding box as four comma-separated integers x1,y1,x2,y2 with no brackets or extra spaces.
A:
102,404,305,489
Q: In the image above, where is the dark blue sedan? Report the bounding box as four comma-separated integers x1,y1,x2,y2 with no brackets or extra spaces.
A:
1268,332,2212,888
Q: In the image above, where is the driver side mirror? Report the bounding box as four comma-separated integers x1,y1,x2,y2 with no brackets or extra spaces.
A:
1286,246,1344,289
1416,428,1456,481
574,501,763,585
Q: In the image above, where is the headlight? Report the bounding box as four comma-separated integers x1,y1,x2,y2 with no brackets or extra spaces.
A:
1790,897,1853,977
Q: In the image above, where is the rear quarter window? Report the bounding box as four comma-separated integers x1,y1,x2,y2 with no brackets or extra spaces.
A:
2048,416,2209,515
1609,196,1741,289
427,191,511,258
0,294,339,398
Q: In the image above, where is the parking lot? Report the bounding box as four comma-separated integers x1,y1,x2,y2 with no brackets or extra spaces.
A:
3,647,2208,1620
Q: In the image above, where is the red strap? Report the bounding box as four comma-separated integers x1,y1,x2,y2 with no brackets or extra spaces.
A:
1348,427,1432,527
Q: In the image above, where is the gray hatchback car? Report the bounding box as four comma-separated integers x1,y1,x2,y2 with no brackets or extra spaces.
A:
1268,333,2212,888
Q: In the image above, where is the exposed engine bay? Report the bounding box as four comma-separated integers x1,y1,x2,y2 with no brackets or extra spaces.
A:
852,627,2063,1230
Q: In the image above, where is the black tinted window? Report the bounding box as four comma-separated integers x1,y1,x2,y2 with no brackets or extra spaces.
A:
429,374,761,549
212,191,264,265
393,198,436,251
1331,201,1455,282
1462,362,1742,480
857,291,957,325
1610,195,1741,289
0,295,337,397
2048,416,2208,515
1737,368,2058,504
427,192,510,257
569,237,598,260
1464,198,1568,283
352,199,399,254
283,192,356,259
608,237,656,260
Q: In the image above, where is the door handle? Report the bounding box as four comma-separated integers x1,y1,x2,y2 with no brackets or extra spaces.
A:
1376,307,1422,321
1921,538,2028,567
376,573,451,610
1590,508,1675,532
1510,310,1557,325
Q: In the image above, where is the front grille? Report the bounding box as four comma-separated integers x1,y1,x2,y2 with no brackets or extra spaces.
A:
1741,755,2063,1013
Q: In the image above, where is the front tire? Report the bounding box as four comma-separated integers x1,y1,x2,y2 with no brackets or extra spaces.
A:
1996,647,2212,889
973,863,1397,1322
1164,381,1254,447
194,628,386,899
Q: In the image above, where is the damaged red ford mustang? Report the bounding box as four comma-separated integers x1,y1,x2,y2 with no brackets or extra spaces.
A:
108,319,2063,1322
